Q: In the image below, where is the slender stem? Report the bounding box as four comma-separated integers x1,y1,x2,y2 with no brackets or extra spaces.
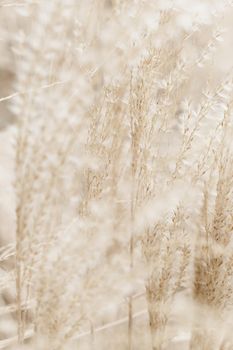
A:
129,81,135,349
15,238,23,343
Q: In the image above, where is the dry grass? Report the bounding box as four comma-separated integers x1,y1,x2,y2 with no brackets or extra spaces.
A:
0,0,233,349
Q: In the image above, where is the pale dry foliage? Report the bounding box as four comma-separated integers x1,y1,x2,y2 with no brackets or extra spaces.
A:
0,1,233,350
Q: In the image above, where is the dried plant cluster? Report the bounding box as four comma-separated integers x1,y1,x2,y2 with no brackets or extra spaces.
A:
1,0,233,349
